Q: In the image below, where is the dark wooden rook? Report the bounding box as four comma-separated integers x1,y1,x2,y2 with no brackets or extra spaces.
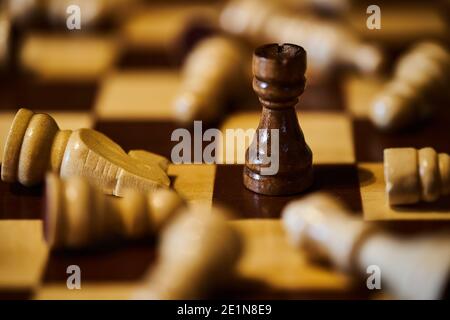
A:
243,43,313,195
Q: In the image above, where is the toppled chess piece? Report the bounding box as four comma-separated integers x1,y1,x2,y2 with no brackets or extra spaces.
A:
1,108,170,195
282,193,450,300
173,36,251,123
0,10,12,71
133,206,242,299
244,43,313,195
384,147,450,205
45,173,184,249
371,42,450,131
220,0,383,82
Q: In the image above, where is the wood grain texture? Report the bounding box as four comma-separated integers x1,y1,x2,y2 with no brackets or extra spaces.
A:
358,162,450,220
168,164,216,207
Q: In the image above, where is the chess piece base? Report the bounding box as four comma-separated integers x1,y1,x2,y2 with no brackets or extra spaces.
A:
243,165,313,196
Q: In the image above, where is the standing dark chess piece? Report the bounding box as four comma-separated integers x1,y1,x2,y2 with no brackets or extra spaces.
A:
244,43,313,196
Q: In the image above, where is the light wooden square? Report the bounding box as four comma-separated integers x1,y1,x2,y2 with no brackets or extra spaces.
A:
0,220,48,291
343,75,384,118
20,34,119,80
231,219,351,292
218,111,355,164
122,4,218,50
94,71,180,120
167,164,216,208
34,282,139,300
359,162,450,220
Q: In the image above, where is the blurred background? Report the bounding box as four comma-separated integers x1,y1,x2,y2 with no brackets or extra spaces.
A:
0,0,449,100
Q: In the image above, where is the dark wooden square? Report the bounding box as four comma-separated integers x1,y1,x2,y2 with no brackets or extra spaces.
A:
213,164,362,219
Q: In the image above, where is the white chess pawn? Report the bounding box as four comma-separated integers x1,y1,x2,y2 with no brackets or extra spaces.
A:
132,206,242,299
220,0,383,81
174,36,251,123
370,42,450,131
282,193,450,299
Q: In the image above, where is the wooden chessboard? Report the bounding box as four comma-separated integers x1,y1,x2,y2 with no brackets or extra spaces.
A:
0,1,449,300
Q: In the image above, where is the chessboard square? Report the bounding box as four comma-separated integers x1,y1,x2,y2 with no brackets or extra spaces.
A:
0,111,92,165
168,164,216,208
0,220,48,291
213,164,362,219
359,162,450,220
218,111,355,164
344,75,384,118
94,71,180,120
231,219,356,297
0,180,43,219
20,34,119,81
34,282,139,300
122,4,218,50
43,243,156,283
17,81,99,110
353,116,450,162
